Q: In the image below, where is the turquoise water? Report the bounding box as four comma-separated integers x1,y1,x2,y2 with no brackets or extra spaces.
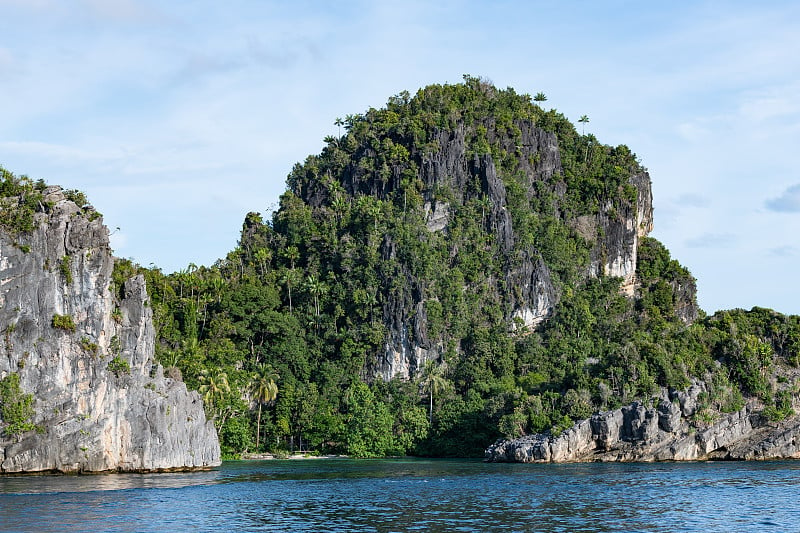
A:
1,459,799,532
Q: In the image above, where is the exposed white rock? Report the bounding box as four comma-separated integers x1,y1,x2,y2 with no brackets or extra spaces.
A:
0,190,220,473
423,201,450,232
512,306,549,329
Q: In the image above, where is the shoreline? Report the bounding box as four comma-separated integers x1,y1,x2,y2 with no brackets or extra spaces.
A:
240,453,347,460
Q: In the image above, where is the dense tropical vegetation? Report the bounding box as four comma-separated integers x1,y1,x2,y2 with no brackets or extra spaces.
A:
3,76,800,458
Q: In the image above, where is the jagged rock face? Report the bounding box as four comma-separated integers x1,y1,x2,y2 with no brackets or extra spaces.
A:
672,276,699,324
485,382,800,463
581,171,654,296
0,188,220,473
371,122,654,381
372,124,562,380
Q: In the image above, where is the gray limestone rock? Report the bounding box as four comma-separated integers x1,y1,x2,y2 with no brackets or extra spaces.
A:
365,119,655,381
0,192,220,473
485,384,800,463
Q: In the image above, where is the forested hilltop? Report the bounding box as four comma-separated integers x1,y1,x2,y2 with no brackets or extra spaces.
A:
6,77,800,459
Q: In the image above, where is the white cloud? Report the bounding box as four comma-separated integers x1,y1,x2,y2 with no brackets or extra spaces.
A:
770,245,797,257
0,47,14,69
674,194,710,208
81,0,157,22
2,1,800,312
676,121,712,142
0,141,114,163
740,95,799,123
0,0,54,8
766,184,800,213
738,81,800,123
685,233,737,249
108,230,127,253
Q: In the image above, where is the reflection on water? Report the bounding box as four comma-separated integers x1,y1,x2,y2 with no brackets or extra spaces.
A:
0,469,223,495
2,459,800,532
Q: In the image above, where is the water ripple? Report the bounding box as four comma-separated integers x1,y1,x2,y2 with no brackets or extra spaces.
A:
2,459,800,532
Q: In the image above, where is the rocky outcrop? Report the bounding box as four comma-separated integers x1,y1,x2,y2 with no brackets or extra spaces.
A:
578,171,654,297
485,383,800,463
671,276,699,324
0,187,220,473
370,123,564,380
371,121,654,380
296,112,660,381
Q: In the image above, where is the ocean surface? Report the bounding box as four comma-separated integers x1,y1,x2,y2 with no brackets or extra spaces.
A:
1,458,799,532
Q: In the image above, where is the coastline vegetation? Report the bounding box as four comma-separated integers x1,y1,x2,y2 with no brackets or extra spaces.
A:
4,78,799,459
126,78,799,459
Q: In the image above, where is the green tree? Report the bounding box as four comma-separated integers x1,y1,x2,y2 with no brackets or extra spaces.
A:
578,114,590,134
198,370,232,426
282,245,301,314
0,373,37,439
305,274,327,319
249,365,279,451
420,360,449,424
254,248,272,277
343,382,394,457
283,244,300,270
331,195,349,224
279,268,299,314
135,77,785,460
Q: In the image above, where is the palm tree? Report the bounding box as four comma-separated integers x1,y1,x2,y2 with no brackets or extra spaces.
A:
186,263,198,300
249,365,279,451
420,360,448,425
254,248,272,277
280,268,299,314
357,196,382,233
331,195,348,224
477,194,491,226
281,245,301,313
210,275,225,303
227,246,245,280
198,370,231,426
334,117,344,137
175,268,188,298
283,245,299,271
197,292,213,337
369,203,381,233
179,337,202,367
578,115,590,135
364,288,378,326
305,274,327,318
534,92,547,104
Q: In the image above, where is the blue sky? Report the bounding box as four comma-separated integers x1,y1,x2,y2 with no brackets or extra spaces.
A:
1,0,799,315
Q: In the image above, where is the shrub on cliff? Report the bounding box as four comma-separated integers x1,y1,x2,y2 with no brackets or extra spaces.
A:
0,167,45,237
51,314,76,332
0,373,38,438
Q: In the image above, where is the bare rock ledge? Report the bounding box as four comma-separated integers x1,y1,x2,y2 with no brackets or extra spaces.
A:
485,382,800,463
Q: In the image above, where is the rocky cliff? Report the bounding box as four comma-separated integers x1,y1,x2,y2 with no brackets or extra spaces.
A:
289,111,665,382
0,186,220,473
485,382,800,463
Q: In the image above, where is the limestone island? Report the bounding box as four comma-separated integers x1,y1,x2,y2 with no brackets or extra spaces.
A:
0,182,220,473
4,78,800,465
